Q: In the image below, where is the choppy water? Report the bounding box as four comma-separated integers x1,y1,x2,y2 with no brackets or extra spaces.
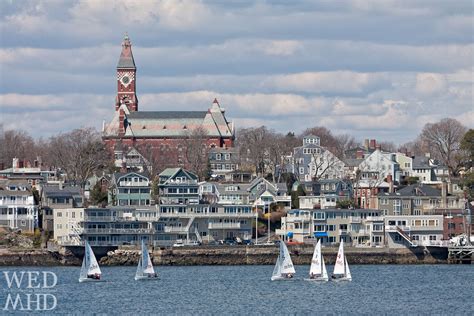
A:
1,265,473,315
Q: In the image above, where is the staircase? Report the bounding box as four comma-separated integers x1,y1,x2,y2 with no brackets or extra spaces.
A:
66,220,83,246
396,226,417,247
194,228,202,244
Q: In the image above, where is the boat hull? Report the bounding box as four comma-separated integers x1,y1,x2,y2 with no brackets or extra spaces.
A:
78,278,103,283
271,275,294,281
304,277,328,282
135,275,159,281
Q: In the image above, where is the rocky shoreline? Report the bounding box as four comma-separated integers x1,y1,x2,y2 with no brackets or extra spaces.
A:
0,244,448,266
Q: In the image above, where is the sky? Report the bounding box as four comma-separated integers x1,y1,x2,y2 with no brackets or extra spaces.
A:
0,0,473,144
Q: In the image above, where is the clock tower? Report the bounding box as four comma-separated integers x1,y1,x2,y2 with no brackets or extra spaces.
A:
116,34,138,112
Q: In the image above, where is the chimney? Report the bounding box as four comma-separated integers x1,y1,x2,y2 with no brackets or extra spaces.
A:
406,151,411,158
19,160,24,168
12,158,19,169
364,139,370,150
59,181,63,190
370,139,376,150
26,161,31,168
387,174,394,193
356,150,364,159
119,108,126,136
0,162,4,171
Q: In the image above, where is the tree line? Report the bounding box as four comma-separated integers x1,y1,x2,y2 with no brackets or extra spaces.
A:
0,118,472,187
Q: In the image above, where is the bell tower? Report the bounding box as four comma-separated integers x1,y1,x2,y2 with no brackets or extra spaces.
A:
116,33,138,112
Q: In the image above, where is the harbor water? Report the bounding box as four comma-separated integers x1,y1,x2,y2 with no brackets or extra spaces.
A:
1,265,473,314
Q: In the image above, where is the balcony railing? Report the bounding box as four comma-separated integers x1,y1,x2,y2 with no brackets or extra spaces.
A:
0,201,34,206
385,225,410,232
208,222,241,229
287,215,311,222
163,226,188,233
83,228,153,234
349,217,361,223
159,212,254,218
366,216,384,221
84,216,115,222
119,181,149,187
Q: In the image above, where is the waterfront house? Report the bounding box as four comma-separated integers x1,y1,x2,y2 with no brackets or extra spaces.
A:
377,183,463,216
40,183,83,232
385,215,444,248
276,208,384,247
108,172,151,206
53,208,84,245
0,179,38,233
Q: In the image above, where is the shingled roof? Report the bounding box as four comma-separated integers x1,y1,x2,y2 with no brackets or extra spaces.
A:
117,34,136,69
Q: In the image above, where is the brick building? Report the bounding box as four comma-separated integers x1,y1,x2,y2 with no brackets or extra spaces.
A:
103,35,235,172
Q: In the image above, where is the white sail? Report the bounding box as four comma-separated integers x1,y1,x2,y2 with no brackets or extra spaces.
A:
345,258,352,280
309,240,322,275
79,240,101,281
322,255,328,279
141,242,155,274
280,242,296,275
85,241,101,276
272,253,281,278
333,242,345,276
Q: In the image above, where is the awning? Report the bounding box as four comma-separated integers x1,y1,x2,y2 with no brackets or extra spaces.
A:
314,232,328,237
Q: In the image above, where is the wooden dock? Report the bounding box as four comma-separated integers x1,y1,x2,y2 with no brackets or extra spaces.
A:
448,245,474,264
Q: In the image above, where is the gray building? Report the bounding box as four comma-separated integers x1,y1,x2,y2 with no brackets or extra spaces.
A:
377,183,463,216
41,183,83,232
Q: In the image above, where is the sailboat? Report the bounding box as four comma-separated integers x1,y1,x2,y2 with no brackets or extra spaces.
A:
78,240,102,283
271,241,296,281
305,239,328,282
135,240,158,280
331,242,352,282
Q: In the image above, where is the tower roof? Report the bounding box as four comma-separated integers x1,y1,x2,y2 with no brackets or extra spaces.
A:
117,33,136,69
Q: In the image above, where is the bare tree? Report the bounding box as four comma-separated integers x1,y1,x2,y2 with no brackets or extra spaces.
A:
236,126,271,176
49,128,111,186
378,141,397,153
182,126,210,180
420,118,467,176
334,133,358,159
0,128,37,167
399,136,428,157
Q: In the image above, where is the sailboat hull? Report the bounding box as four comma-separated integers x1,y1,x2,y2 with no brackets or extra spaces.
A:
78,277,103,283
271,275,294,281
331,277,352,282
134,275,159,281
304,277,328,282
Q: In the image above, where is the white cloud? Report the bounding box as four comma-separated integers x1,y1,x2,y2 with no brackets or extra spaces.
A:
415,73,447,96
1,1,473,144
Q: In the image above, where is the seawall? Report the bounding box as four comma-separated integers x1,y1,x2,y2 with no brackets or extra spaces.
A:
0,245,449,266
100,245,448,266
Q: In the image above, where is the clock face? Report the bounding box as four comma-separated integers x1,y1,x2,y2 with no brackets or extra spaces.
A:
118,72,134,87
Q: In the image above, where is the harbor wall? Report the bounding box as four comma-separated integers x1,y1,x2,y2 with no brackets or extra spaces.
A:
0,245,450,266
100,245,449,266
